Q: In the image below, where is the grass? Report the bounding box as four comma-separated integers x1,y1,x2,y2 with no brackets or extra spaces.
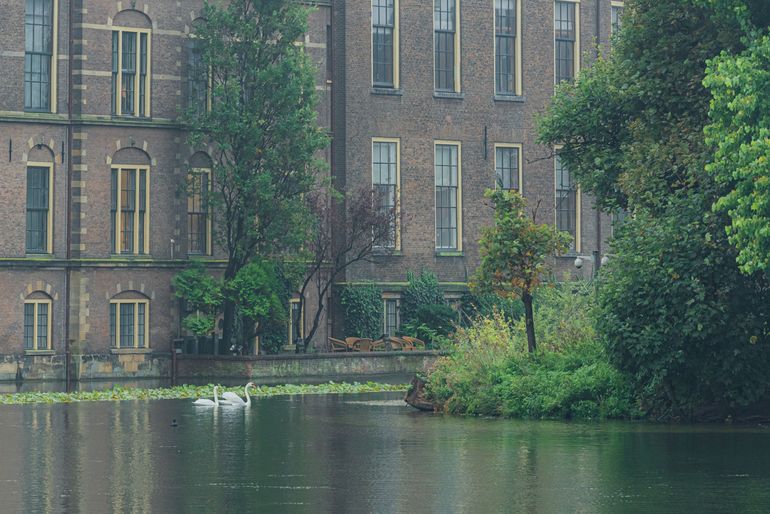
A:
0,381,408,405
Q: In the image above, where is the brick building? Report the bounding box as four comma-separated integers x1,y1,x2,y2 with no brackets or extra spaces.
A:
0,0,616,377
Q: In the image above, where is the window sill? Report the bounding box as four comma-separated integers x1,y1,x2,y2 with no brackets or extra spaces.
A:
110,348,152,355
25,350,55,356
433,91,464,100
493,94,525,103
25,253,54,259
436,251,464,257
371,87,403,96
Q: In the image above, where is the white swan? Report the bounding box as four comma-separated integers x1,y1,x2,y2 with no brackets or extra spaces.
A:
221,382,256,407
193,385,231,406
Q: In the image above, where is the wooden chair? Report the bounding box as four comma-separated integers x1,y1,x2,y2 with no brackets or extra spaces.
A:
329,337,349,352
371,338,387,351
352,338,375,352
387,336,408,351
401,336,425,350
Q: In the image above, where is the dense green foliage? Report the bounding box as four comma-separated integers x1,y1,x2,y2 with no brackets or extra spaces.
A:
0,382,406,405
705,34,770,273
185,0,329,347
340,283,384,339
425,286,638,419
473,190,570,352
458,293,523,325
538,0,770,418
400,270,446,326
400,303,456,349
173,263,223,336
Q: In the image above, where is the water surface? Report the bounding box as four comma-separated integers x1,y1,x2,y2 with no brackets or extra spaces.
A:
1,392,769,513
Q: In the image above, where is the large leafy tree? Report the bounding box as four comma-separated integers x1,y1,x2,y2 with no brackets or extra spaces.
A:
185,0,329,347
539,0,770,418
472,190,570,353
705,33,770,273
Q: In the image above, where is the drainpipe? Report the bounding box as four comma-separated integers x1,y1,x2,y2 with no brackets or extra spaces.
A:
594,0,602,271
64,0,75,392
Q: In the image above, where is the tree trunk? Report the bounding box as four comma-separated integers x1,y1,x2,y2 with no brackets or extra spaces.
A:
522,291,536,353
221,299,236,352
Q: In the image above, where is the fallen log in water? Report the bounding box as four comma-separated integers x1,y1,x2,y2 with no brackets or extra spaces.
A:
404,375,436,412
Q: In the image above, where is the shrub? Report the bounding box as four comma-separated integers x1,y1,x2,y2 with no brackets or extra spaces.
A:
400,303,456,348
400,270,445,326
458,292,523,326
424,285,638,419
340,283,383,339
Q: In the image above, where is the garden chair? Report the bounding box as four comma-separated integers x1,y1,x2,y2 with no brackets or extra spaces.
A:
352,338,375,352
371,338,387,351
401,336,425,350
387,336,408,351
329,337,349,352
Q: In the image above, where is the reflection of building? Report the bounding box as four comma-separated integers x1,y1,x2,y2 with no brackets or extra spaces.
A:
0,0,617,371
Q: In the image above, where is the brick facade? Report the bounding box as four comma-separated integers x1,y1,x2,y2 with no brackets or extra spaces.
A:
0,0,611,373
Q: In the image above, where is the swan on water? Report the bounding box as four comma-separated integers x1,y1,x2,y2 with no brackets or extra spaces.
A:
222,382,256,407
193,385,231,406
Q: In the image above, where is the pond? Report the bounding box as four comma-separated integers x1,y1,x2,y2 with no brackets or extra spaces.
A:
1,391,769,513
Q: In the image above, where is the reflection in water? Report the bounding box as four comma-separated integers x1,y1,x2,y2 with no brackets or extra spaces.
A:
0,393,769,513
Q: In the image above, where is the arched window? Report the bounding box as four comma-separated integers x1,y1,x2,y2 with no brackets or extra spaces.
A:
111,148,151,255
187,152,212,255
26,145,55,254
110,291,150,349
24,291,53,351
111,10,152,117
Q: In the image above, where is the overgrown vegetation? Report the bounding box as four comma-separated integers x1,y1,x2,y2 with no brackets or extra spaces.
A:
536,0,770,420
425,285,638,419
0,382,407,406
340,283,383,340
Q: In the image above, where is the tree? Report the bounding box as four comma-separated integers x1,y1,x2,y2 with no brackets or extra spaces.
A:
298,187,396,350
185,0,329,347
400,270,446,327
538,0,770,418
472,190,570,353
705,34,770,274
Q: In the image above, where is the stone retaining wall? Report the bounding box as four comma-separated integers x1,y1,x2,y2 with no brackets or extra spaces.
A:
0,351,441,383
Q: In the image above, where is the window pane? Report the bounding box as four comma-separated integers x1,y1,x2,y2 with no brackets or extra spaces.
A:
495,147,519,190
434,0,456,91
24,304,35,350
435,145,459,249
373,143,397,246
110,303,117,347
24,0,53,111
37,303,49,350
138,303,146,348
555,1,576,84
372,0,395,87
26,167,49,253
187,171,210,254
120,303,135,348
495,0,517,94
555,154,577,250
121,32,136,114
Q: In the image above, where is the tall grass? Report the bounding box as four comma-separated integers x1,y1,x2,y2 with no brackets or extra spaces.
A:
425,284,639,419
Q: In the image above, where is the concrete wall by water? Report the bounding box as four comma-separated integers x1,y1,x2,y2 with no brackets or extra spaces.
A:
0,351,441,383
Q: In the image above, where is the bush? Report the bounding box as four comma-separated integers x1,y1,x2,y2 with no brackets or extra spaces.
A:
424,286,639,419
340,283,383,339
400,270,445,326
458,293,523,326
400,303,456,349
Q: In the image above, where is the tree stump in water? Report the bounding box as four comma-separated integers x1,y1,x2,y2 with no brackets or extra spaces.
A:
404,375,435,412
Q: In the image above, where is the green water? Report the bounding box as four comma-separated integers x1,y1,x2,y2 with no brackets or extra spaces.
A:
0,391,768,513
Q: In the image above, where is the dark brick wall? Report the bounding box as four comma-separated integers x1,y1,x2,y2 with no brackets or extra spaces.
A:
335,0,614,302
